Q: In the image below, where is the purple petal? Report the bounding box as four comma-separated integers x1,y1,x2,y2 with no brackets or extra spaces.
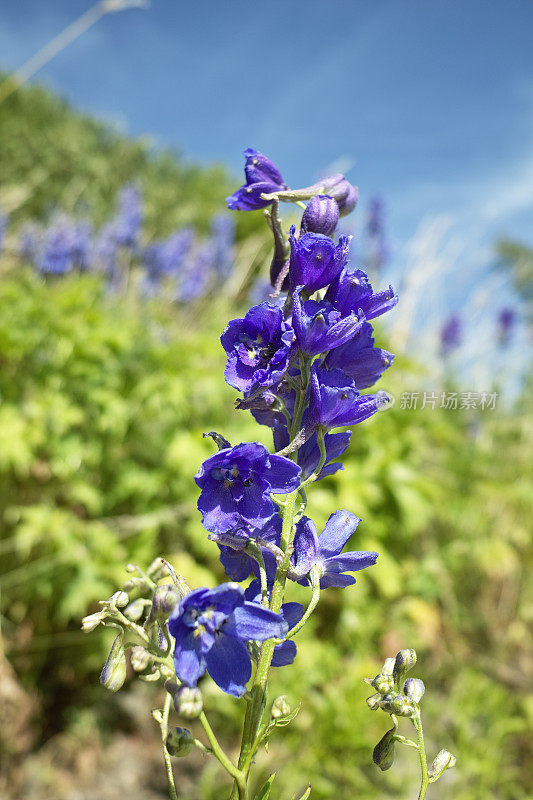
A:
205,632,251,696
173,634,207,686
271,640,297,667
292,517,319,576
267,454,302,493
227,602,288,641
318,510,362,558
325,550,378,573
320,573,356,589
281,602,305,629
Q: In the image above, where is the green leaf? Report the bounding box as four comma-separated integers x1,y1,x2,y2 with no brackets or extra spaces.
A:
293,786,311,800
254,772,276,800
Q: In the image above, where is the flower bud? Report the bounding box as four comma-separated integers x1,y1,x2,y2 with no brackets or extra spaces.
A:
319,174,358,217
110,591,129,608
403,677,425,704
172,685,203,719
147,557,171,581
428,749,456,780
373,726,396,771
366,693,382,710
379,692,414,717
269,255,289,292
130,645,151,672
271,695,291,719
393,649,417,684
124,598,149,622
381,657,395,676
165,727,194,757
123,576,151,593
100,633,126,692
371,673,395,694
150,584,180,620
300,195,339,237
81,611,106,632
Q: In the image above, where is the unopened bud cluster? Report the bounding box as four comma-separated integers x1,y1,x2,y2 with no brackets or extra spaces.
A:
81,558,190,693
365,648,456,783
365,649,420,718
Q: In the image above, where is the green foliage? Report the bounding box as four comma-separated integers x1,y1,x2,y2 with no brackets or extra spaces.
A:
0,75,262,242
0,267,530,798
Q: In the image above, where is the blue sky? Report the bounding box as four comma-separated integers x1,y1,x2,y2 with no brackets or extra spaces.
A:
1,0,532,243
1,0,532,390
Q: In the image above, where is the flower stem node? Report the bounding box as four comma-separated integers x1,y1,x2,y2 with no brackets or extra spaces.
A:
378,692,415,717
100,633,127,692
393,648,417,685
373,726,396,771
151,584,181,620
172,685,204,719
271,695,291,719
403,677,425,704
165,727,194,758
428,749,457,780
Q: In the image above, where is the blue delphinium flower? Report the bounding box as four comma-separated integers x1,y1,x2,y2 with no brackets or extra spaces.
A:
291,286,365,357
366,195,390,274
273,424,351,481
144,229,194,282
93,222,119,280
288,225,351,293
440,314,462,356
226,148,287,211
325,322,395,389
290,511,378,588
210,214,235,279
300,195,339,237
72,221,93,272
113,184,142,249
244,580,304,667
168,583,287,696
318,174,359,217
497,307,515,346
38,217,78,275
0,211,8,254
178,240,215,301
195,442,301,533
208,514,282,582
306,365,388,431
18,222,40,264
325,267,398,320
221,303,295,393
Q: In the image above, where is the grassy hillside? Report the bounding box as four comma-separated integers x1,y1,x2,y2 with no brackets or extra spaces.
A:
0,75,261,240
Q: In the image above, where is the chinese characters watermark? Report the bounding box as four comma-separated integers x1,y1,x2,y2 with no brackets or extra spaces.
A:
394,391,498,411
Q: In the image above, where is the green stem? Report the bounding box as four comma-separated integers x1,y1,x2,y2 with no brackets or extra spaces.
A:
159,692,179,800
234,490,299,791
284,569,321,640
198,712,246,798
413,710,429,800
